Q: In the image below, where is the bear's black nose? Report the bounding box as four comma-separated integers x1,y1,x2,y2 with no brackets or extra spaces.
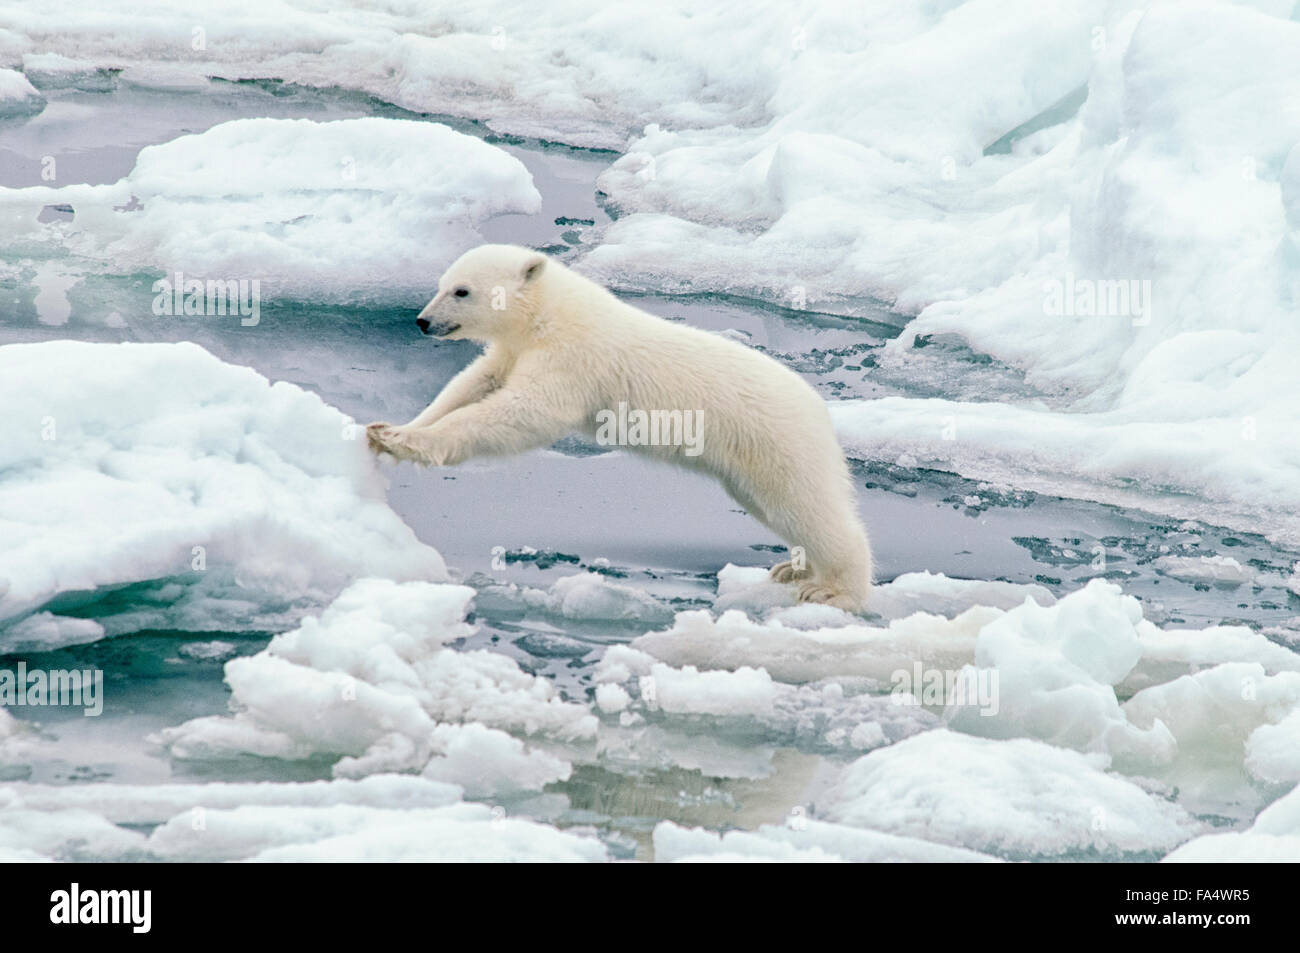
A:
416,317,431,334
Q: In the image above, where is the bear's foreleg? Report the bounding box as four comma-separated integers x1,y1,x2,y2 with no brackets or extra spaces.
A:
405,352,504,429
369,386,576,467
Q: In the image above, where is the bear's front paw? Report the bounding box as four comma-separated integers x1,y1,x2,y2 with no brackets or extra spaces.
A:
366,421,395,455
366,422,419,461
366,422,446,465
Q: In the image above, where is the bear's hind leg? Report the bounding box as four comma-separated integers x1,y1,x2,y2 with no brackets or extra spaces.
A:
761,493,873,612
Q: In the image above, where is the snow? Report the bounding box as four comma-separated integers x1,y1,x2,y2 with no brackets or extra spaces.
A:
472,572,674,625
1153,555,1258,587
653,819,999,864
0,0,788,150
155,578,595,793
0,777,607,862
4,775,462,823
1244,709,1300,784
630,604,994,684
0,341,445,645
20,52,115,91
238,803,607,862
1164,782,1300,862
3,0,1299,863
417,723,572,798
1122,662,1300,809
613,574,1300,796
820,730,1200,859
1124,622,1300,693
0,117,540,305
714,564,1056,622
0,795,147,861
581,0,1300,546
0,707,37,764
2,1,1299,537
644,663,779,718
944,579,1177,765
594,683,630,714
865,570,1056,619
0,66,42,117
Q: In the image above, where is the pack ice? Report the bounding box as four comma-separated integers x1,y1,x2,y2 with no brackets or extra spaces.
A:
0,341,446,648
0,116,540,305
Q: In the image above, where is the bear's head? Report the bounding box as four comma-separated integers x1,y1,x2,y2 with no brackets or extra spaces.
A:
415,244,548,343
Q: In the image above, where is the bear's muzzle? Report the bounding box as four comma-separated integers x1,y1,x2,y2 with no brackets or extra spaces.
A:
416,318,461,337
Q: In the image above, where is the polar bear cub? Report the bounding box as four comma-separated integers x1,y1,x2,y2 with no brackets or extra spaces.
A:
367,244,873,610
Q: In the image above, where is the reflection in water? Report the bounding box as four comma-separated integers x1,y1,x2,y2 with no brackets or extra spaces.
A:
552,749,826,861
32,261,76,326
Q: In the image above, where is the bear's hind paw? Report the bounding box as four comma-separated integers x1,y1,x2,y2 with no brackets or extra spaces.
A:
796,581,857,611
769,560,806,583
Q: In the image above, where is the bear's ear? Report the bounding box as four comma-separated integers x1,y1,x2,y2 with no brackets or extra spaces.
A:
521,253,547,284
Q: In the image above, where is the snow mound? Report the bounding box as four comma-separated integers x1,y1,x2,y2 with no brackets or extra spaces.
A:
630,604,994,684
0,776,606,862
0,67,43,117
868,570,1056,619
593,646,937,755
581,1,1300,545
1244,709,1300,785
237,802,607,862
155,578,596,796
621,572,1300,795
1152,555,1259,587
1164,782,1300,862
3,774,460,822
6,1,1299,537
471,571,674,625
944,579,1177,765
0,341,445,645
713,564,1054,623
1,117,540,305
0,708,38,765
0,1,800,150
653,819,999,864
820,730,1199,859
1122,662,1300,810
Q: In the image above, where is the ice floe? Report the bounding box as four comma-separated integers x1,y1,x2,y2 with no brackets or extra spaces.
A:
0,775,607,861
0,341,445,645
819,730,1199,859
155,578,595,795
0,66,43,117
1163,782,1300,862
0,117,540,305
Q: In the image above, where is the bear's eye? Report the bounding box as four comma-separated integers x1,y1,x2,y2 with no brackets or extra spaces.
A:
453,287,470,298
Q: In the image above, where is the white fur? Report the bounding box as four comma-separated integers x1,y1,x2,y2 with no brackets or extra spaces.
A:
368,244,873,609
